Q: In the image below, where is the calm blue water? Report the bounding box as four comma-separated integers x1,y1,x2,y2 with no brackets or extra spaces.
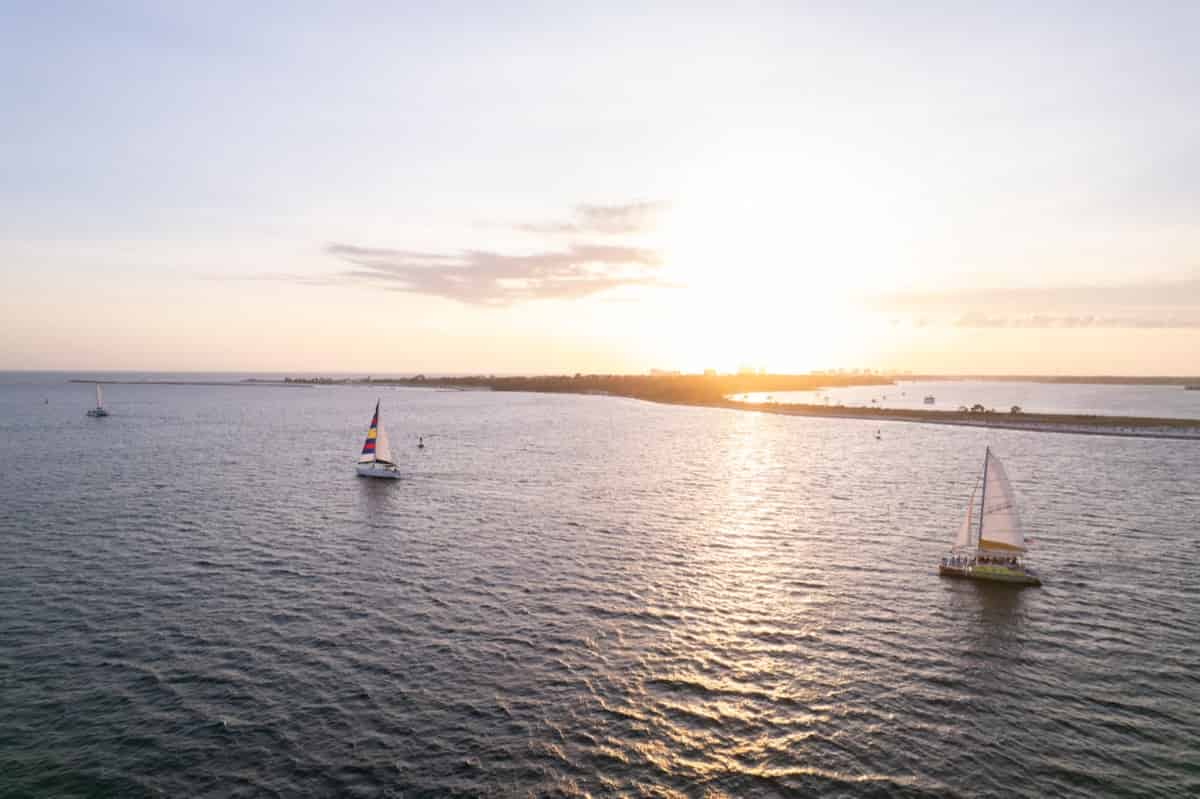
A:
742,380,1200,419
1,374,1197,797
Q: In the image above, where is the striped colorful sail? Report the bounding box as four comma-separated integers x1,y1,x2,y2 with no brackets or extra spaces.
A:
358,401,380,463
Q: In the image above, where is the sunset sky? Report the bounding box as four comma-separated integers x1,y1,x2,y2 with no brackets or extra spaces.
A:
3,3,1198,375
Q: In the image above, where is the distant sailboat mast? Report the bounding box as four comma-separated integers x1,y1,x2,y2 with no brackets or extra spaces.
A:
977,447,988,547
87,382,109,417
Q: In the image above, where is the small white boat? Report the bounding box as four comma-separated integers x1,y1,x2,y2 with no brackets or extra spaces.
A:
356,399,401,479
86,384,109,417
938,447,1040,586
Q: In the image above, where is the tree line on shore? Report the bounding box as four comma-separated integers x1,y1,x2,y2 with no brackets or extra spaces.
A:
281,372,890,402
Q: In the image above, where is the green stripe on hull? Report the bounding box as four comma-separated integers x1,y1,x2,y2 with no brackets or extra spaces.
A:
942,565,1041,586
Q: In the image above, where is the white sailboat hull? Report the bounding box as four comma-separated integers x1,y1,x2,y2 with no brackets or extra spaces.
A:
356,462,402,479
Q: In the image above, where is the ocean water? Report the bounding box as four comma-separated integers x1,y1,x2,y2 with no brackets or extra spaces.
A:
741,380,1200,419
1,375,1197,797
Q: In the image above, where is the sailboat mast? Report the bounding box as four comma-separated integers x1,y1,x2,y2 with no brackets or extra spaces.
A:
977,447,989,546
372,399,380,458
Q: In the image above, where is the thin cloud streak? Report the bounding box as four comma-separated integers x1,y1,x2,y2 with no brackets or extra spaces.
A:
955,313,1200,329
871,277,1200,329
869,278,1200,312
324,241,670,305
202,271,343,287
515,201,666,235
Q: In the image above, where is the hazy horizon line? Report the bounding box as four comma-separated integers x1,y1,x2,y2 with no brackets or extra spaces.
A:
5,368,1200,380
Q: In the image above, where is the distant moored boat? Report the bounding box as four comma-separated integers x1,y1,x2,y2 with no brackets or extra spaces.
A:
923,395,936,405
938,447,1041,586
86,384,109,417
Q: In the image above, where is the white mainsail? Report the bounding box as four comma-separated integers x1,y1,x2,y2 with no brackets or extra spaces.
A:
96,383,103,408
953,484,977,549
978,449,1024,552
375,420,394,465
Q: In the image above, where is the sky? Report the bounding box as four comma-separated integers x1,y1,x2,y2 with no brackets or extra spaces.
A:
2,1,1198,375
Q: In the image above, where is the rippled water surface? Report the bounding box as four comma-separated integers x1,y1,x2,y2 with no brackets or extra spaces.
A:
2,376,1198,797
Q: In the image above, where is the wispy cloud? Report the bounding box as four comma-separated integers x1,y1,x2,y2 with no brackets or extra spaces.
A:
203,271,343,287
955,313,1200,329
324,241,669,305
870,277,1200,329
220,201,674,305
515,201,666,235
869,278,1200,312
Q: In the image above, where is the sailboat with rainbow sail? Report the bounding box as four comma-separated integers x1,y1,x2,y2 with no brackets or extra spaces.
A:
939,447,1040,586
356,399,401,479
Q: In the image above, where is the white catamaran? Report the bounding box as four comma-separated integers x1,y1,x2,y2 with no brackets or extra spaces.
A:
86,383,109,417
356,399,401,479
939,447,1040,586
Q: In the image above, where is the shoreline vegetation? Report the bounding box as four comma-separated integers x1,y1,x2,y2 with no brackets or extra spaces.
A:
69,379,312,388
71,373,1200,439
277,373,1200,440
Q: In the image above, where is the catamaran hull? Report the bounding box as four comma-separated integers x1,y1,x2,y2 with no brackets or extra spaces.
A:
938,565,1041,586
356,463,401,479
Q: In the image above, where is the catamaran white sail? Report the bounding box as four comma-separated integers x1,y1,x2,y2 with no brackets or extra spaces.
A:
356,399,401,479
86,383,109,417
939,447,1040,585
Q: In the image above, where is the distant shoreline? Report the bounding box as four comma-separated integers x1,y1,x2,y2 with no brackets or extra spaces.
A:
68,379,312,388
905,374,1200,386
681,399,1200,441
272,373,1200,387
66,374,1200,439
283,373,1200,440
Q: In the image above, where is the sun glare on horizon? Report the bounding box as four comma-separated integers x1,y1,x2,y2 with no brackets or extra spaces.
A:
649,147,917,372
